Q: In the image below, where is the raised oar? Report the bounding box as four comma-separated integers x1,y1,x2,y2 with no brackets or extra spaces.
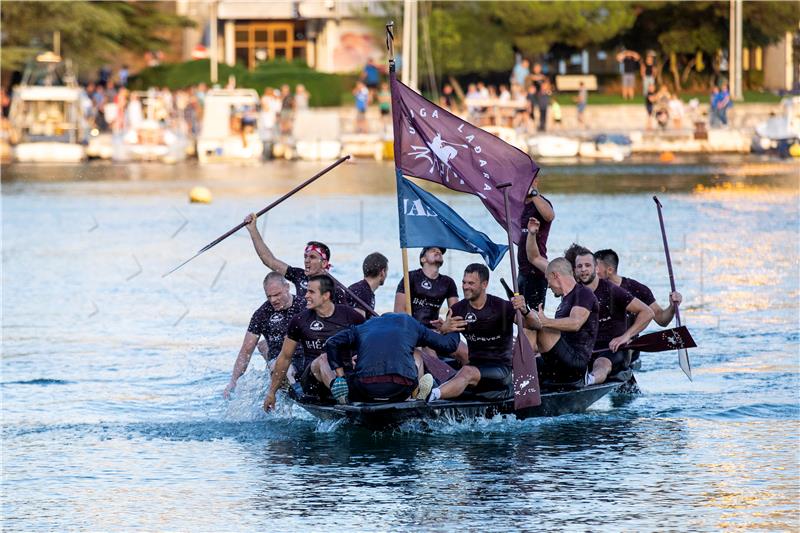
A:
653,195,692,380
498,183,541,409
592,326,696,355
163,155,350,277
325,273,456,384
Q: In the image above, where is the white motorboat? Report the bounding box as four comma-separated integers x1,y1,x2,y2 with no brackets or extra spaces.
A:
196,89,262,164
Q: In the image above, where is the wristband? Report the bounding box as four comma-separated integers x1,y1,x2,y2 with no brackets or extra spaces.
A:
521,306,531,316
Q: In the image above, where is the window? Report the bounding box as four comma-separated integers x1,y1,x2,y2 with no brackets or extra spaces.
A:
233,22,307,69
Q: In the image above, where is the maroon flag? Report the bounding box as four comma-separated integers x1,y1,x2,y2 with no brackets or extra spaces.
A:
391,71,538,242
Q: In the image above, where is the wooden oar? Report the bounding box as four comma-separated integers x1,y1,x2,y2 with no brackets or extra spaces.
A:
163,155,350,277
653,196,693,380
498,183,541,409
592,326,696,355
326,273,456,383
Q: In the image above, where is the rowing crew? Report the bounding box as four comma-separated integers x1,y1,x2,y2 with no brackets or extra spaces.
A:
224,196,681,407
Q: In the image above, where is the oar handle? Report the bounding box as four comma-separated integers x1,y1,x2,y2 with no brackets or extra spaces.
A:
653,196,682,327
198,155,351,254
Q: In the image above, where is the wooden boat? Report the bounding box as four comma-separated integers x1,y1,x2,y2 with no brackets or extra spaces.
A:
289,381,622,431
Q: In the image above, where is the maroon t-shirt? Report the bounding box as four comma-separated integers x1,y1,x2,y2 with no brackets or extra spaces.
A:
451,294,515,367
347,279,375,314
592,278,635,350
396,269,459,327
620,277,656,329
555,284,598,360
517,195,553,277
247,295,305,363
287,304,365,372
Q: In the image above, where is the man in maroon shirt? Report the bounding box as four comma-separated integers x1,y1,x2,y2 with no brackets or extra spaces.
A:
347,252,388,317
512,257,599,386
593,249,682,327
565,244,654,385
394,247,459,328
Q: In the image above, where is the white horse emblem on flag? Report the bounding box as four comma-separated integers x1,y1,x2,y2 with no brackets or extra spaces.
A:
408,132,467,181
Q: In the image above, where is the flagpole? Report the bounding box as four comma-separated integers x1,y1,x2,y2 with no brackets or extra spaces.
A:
388,21,414,314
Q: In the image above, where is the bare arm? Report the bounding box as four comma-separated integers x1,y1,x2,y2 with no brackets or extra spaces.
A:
263,337,298,411
393,292,407,313
651,291,682,327
446,296,459,309
524,218,549,274
539,304,590,333
223,332,259,398
609,298,654,352
511,295,541,330
531,195,554,222
244,213,288,275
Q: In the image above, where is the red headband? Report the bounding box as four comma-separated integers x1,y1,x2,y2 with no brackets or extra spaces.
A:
305,244,331,270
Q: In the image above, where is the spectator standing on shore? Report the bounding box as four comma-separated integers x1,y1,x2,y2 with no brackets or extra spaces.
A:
353,81,369,133
530,63,546,93
279,84,294,135
616,49,641,100
439,83,456,113
716,83,732,126
709,85,721,127
669,93,685,129
641,54,658,97
361,58,380,103
575,81,588,127
295,84,310,111
537,79,552,132
645,84,657,129
119,65,129,88
511,58,530,88
525,84,538,132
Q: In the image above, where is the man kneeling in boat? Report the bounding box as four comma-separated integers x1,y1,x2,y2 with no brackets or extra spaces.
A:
427,263,517,402
321,313,460,404
224,272,305,398
263,275,365,411
513,257,599,387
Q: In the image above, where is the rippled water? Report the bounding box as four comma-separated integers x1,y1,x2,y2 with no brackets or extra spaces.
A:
2,158,799,531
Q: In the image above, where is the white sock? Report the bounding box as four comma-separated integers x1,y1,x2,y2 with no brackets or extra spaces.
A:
428,388,441,402
586,373,596,385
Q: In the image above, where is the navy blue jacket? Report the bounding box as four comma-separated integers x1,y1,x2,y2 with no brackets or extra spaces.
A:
325,313,460,381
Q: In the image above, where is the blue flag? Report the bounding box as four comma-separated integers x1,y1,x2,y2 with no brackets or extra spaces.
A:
396,171,508,270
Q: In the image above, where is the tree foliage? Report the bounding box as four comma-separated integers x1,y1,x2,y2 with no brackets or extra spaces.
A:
1,1,193,73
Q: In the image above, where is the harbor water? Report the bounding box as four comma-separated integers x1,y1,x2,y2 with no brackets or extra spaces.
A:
2,157,799,531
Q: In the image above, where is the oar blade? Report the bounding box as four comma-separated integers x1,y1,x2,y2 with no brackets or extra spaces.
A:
678,348,692,381
513,332,541,409
631,325,696,352
420,351,456,383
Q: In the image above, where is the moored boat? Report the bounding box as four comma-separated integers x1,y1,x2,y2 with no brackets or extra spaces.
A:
290,380,622,430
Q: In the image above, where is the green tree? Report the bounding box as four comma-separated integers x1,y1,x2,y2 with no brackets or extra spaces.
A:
1,1,193,74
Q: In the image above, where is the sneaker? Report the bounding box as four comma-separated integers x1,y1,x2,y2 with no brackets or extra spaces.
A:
330,377,349,405
415,373,434,400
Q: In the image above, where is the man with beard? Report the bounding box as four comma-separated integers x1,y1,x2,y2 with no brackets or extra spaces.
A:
348,252,389,318
244,213,346,303
512,257,599,386
593,249,682,327
427,263,516,401
223,272,305,398
262,275,365,410
394,247,459,328
564,244,654,385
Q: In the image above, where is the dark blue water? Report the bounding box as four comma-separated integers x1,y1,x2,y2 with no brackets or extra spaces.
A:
3,159,798,531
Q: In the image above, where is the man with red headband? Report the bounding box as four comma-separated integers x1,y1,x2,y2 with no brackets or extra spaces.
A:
394,246,459,328
244,213,346,303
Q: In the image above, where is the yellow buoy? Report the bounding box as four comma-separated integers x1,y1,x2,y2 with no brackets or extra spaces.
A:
789,143,800,158
189,186,212,204
659,151,675,163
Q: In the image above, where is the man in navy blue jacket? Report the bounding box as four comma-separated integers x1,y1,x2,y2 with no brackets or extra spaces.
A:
323,313,460,404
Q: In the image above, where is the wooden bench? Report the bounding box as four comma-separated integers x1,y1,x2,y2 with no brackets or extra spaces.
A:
555,75,598,91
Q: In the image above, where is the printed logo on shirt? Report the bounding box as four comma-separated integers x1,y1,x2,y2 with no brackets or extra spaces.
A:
269,313,283,324
310,320,324,331
421,279,433,290
300,279,308,289
465,312,477,323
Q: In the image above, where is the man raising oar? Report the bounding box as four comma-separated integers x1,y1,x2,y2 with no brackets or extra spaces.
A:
263,275,364,411
244,213,346,303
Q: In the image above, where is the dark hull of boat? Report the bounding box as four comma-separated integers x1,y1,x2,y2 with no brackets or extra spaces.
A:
292,381,621,430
